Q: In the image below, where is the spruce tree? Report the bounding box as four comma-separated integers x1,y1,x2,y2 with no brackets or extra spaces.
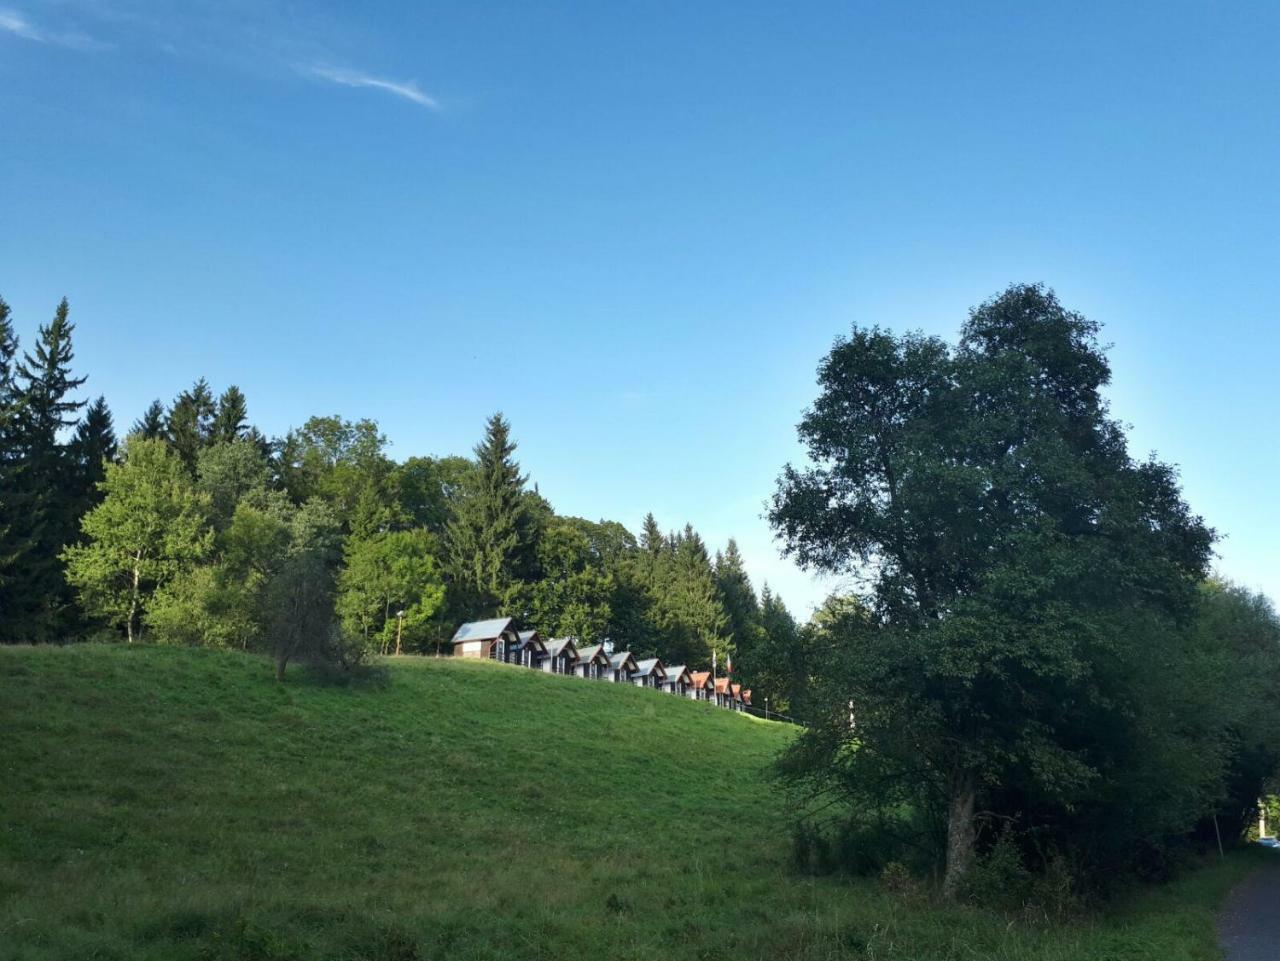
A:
68,396,117,523
640,512,664,555
0,298,29,638
715,538,763,667
445,413,534,616
132,399,166,439
10,298,87,639
211,385,249,444
165,378,216,473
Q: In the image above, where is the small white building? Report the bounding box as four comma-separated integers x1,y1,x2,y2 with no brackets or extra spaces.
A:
574,643,611,679
688,671,713,701
632,658,667,690
511,629,549,669
606,651,638,684
662,665,692,696
542,637,579,675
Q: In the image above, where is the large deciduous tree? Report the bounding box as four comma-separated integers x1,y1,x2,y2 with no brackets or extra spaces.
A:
337,529,447,655
63,437,213,642
771,285,1214,895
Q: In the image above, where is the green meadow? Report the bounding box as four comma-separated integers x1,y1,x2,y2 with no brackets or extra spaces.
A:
0,645,1255,960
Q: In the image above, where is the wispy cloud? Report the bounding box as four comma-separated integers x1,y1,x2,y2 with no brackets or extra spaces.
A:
305,64,439,109
0,6,106,49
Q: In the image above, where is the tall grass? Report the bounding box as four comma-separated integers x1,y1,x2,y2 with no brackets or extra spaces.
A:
0,645,1257,960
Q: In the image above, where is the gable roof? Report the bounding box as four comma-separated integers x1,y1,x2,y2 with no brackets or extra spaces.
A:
742,689,752,704
452,618,516,644
608,651,637,672
689,671,712,689
664,665,692,684
544,637,579,659
577,643,610,665
515,630,547,653
633,658,666,679
714,677,733,695
730,682,742,698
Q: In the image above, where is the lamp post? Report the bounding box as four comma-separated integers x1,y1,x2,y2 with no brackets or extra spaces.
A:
395,609,405,656
764,697,769,721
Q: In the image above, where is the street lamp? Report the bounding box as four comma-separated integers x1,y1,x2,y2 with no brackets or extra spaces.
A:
395,609,405,656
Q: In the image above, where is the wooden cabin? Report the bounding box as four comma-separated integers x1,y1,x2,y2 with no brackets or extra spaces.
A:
714,676,733,708
742,689,752,712
451,617,521,660
606,651,638,684
662,665,692,696
510,629,549,669
688,671,713,701
574,643,611,679
730,682,744,712
632,658,667,689
542,637,579,675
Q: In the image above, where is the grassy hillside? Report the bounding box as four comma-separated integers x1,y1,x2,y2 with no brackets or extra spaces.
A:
0,645,1257,960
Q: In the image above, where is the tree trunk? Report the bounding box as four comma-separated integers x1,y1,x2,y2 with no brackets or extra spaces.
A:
126,553,142,643
942,771,978,900
275,653,288,682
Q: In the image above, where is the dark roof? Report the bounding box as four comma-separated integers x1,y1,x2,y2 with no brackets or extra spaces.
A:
663,665,691,684
577,644,609,664
608,651,637,672
544,637,579,659
452,618,516,643
515,630,546,652
633,658,666,679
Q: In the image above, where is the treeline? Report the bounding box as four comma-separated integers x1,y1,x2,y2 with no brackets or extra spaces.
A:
0,296,805,696
771,284,1280,900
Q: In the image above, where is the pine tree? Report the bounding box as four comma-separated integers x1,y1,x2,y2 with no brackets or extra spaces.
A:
445,413,534,616
715,538,763,667
8,298,87,639
640,512,664,555
132,399,166,439
211,385,249,444
0,297,30,638
68,396,117,528
165,378,215,473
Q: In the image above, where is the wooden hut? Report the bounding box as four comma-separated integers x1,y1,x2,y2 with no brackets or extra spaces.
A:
574,643,611,679
451,617,520,660
714,676,734,708
541,637,579,675
632,658,667,689
606,651,638,684
662,665,692,696
511,629,549,669
730,682,744,712
688,671,713,701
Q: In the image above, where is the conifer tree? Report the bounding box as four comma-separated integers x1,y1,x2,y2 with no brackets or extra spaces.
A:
165,378,216,473
715,538,763,664
211,385,249,444
445,413,534,616
67,396,117,529
0,298,29,637
9,298,87,639
132,399,166,440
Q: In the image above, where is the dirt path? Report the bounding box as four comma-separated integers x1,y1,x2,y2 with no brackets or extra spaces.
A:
1218,858,1280,961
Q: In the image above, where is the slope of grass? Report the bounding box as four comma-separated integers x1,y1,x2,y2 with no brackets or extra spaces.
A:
0,644,1258,960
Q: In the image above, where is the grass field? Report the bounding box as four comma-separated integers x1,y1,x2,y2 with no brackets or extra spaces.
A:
0,644,1261,960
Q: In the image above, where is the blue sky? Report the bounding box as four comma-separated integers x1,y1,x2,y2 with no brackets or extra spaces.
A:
2,1,1277,616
